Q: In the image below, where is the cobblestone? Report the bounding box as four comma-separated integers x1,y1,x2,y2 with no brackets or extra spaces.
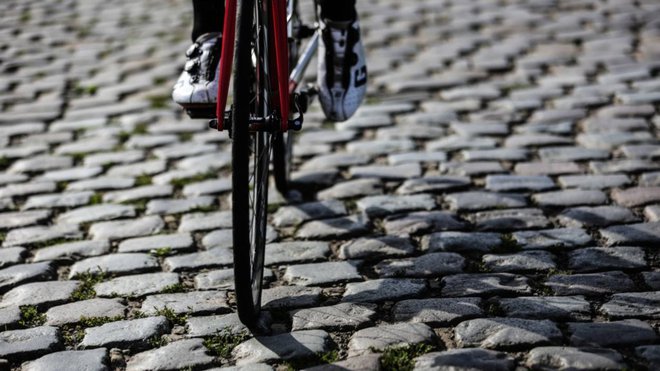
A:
81,317,170,349
415,349,514,371
291,303,377,331
45,298,125,326
567,246,646,272
95,272,180,298
0,281,79,309
375,252,464,278
233,330,331,365
393,297,482,326
126,339,214,371
455,318,562,350
546,271,636,296
499,296,590,321
0,326,61,361
0,0,658,368
441,273,531,297
342,278,427,303
525,347,625,371
69,253,159,278
141,291,228,316
348,322,435,356
284,261,361,286
22,348,109,371
568,320,657,347
600,291,660,319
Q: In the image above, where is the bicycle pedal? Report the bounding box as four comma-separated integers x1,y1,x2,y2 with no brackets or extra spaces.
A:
185,107,216,119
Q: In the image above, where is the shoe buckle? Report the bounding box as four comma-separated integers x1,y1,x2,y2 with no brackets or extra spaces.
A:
185,43,199,57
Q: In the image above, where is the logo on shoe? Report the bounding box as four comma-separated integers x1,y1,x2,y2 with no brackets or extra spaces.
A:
354,65,367,87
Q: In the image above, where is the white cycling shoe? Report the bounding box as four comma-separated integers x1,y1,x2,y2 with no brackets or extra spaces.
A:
172,32,222,117
317,17,367,122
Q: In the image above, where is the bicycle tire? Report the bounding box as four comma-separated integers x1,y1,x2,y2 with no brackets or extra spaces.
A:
231,0,269,327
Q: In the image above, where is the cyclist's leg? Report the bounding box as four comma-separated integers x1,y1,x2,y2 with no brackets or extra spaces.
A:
172,0,225,113
191,0,224,41
318,0,356,21
317,0,367,122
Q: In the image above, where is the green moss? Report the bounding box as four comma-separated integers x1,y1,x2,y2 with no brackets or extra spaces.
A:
118,131,131,143
131,310,148,319
0,156,11,170
148,95,170,109
73,84,97,96
62,326,85,347
494,233,521,253
153,76,168,85
281,350,340,370
56,181,69,192
484,301,505,316
150,247,172,258
20,10,31,23
124,199,148,212
203,329,250,359
148,335,169,348
160,283,186,294
89,193,103,205
379,344,435,371
365,96,382,104
134,174,152,186
154,306,188,326
546,268,572,277
30,237,81,249
169,171,216,187
70,271,108,301
189,205,216,213
133,123,149,134
78,315,123,327
71,152,87,163
19,306,46,327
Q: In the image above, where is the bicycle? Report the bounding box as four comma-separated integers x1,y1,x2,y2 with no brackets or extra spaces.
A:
208,0,318,329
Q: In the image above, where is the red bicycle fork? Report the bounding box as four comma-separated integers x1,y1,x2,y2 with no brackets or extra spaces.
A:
214,0,290,132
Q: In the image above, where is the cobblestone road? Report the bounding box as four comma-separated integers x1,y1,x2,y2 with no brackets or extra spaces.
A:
1,0,659,370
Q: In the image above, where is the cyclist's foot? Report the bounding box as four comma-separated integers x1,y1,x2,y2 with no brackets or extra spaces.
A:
317,17,367,122
172,32,222,117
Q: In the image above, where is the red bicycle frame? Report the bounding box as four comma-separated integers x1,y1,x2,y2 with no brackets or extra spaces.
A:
215,0,290,132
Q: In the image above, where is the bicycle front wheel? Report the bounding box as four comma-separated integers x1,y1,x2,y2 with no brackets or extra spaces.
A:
231,0,269,327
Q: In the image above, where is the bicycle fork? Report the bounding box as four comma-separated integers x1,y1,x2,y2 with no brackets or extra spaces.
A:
209,0,319,134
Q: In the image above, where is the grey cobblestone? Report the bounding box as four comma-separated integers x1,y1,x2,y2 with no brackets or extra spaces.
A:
126,338,214,371
233,330,331,365
375,252,464,278
69,253,159,278
546,271,636,296
415,349,514,371
291,303,377,331
45,298,125,326
0,326,61,361
393,298,482,326
0,0,658,368
455,318,562,350
441,273,531,297
284,261,361,286
343,278,427,303
348,322,435,356
568,320,657,347
0,281,79,309
81,316,170,349
526,347,625,371
22,348,109,371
